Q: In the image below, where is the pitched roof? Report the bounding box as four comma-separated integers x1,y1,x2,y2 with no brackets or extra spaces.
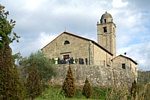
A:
41,31,113,56
112,54,138,65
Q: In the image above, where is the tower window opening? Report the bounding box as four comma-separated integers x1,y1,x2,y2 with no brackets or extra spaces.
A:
103,27,107,33
104,19,106,23
64,40,70,45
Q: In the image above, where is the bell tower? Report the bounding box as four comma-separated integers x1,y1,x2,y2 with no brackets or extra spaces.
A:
97,11,116,56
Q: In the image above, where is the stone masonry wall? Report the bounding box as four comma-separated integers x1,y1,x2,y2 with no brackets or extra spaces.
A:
50,64,135,87
42,33,90,60
97,22,116,57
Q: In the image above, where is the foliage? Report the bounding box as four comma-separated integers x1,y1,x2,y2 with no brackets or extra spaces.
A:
0,42,25,99
35,85,66,100
138,70,150,84
82,78,92,98
144,83,150,99
92,87,110,99
62,64,76,98
0,5,25,100
134,83,150,100
0,5,20,49
12,52,22,64
105,83,150,100
32,83,150,100
19,51,56,83
106,86,130,100
26,65,42,99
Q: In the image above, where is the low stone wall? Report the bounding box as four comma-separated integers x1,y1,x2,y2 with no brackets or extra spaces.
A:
50,64,135,87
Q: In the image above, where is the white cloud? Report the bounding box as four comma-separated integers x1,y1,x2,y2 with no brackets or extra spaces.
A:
2,0,150,70
23,0,47,11
11,32,57,57
38,32,57,48
112,0,128,8
117,42,150,71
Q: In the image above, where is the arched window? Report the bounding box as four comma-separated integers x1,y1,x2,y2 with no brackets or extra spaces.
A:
64,40,70,45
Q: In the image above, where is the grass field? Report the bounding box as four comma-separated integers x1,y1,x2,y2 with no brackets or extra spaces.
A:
35,85,109,100
34,83,150,100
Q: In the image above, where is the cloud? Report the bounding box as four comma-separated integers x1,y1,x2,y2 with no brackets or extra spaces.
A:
23,0,47,11
112,0,128,8
123,0,150,9
2,0,150,70
117,42,150,71
39,32,57,48
11,33,57,57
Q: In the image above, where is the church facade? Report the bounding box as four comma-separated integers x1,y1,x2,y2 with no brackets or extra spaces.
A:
41,12,138,77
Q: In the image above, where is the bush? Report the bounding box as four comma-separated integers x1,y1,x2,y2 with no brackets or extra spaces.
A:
138,70,150,84
136,83,150,100
19,51,56,84
62,64,76,98
0,42,25,100
26,65,42,99
82,78,92,98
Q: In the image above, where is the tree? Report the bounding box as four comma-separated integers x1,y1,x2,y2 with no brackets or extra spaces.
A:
82,78,92,98
26,65,42,99
19,51,56,83
62,64,76,98
0,42,25,99
0,5,20,49
0,5,25,99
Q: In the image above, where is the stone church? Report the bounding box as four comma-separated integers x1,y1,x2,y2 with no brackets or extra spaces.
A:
41,12,138,77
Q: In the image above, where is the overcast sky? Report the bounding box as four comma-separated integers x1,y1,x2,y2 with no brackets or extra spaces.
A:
1,0,150,70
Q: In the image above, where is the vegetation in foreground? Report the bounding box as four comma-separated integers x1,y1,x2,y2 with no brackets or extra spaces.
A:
19,51,57,84
62,64,76,98
0,5,25,99
82,78,92,98
35,83,150,100
26,65,42,99
35,85,110,100
0,5,57,99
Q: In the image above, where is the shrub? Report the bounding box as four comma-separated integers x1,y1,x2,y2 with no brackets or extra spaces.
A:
82,78,92,98
136,83,150,100
62,64,76,98
19,51,56,84
0,42,25,100
26,65,42,99
138,70,150,84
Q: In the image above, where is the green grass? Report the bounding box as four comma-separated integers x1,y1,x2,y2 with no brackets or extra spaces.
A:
34,83,150,100
35,85,109,100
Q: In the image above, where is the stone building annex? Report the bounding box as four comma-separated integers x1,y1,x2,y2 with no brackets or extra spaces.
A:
41,12,138,86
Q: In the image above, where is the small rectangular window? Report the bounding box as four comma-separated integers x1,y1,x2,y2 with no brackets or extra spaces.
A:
122,63,126,69
103,27,107,33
